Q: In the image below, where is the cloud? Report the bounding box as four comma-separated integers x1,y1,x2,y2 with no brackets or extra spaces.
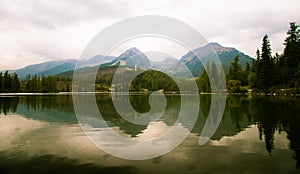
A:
0,0,130,70
0,0,129,29
0,0,299,70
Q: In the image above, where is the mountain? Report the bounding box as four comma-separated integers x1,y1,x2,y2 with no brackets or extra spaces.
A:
175,43,254,77
105,47,151,69
36,61,76,77
4,55,115,79
5,60,76,79
4,42,254,79
76,55,115,68
151,57,180,73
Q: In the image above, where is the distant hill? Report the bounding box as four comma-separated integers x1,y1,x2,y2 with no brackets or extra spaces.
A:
3,55,115,79
10,59,75,79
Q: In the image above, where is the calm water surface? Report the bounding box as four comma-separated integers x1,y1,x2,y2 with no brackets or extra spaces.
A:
0,94,299,174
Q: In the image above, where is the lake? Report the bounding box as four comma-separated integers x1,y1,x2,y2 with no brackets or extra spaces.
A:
0,94,299,173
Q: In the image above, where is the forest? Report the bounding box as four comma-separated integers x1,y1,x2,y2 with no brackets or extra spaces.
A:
0,22,299,94
0,73,71,93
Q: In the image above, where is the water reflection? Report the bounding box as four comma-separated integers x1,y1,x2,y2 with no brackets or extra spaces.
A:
0,94,299,172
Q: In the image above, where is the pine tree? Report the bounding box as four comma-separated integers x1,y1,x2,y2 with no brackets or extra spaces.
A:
3,71,12,92
210,62,218,87
32,75,38,92
229,55,243,81
26,74,31,92
66,83,71,92
283,22,300,86
243,62,251,86
197,62,211,92
41,75,46,92
257,35,274,90
12,73,20,92
248,49,259,89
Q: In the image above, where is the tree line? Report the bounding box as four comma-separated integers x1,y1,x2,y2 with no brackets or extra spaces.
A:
0,72,71,93
0,71,20,92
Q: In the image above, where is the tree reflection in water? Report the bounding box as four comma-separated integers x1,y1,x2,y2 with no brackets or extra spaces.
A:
0,94,299,169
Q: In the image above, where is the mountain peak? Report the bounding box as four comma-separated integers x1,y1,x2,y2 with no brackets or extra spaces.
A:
208,42,222,46
111,47,150,68
127,47,140,52
162,57,178,63
207,42,223,49
202,42,235,53
120,47,142,57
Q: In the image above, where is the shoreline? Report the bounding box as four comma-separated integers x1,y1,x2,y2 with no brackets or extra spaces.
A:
0,91,300,97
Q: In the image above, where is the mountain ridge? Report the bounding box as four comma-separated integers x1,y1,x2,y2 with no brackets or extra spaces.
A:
3,42,254,78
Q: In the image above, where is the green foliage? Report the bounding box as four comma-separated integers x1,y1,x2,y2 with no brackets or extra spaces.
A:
24,75,57,93
0,71,20,93
226,55,250,92
130,70,179,92
12,73,20,92
227,80,247,93
196,62,211,93
248,71,257,89
210,62,218,84
229,55,243,81
255,35,276,91
250,22,300,92
282,22,300,86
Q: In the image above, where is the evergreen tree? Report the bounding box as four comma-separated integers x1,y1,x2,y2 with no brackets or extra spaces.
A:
12,73,20,92
256,49,261,62
257,35,274,90
210,62,218,87
3,71,12,92
243,62,251,86
26,74,31,92
32,75,38,92
41,75,46,92
66,83,71,92
197,62,211,92
228,55,243,81
227,56,248,92
283,22,300,86
248,49,259,89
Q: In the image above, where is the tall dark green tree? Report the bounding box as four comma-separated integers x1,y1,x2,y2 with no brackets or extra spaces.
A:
197,62,211,92
227,56,248,92
242,62,251,86
283,22,300,86
248,49,260,88
256,35,274,90
210,62,218,87
3,71,12,92
26,74,31,92
12,73,20,92
228,55,243,81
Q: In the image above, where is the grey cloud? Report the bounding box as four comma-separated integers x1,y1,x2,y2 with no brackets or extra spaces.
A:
0,0,130,30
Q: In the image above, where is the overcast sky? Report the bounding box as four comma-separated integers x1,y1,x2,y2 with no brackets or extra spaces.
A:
0,0,299,70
